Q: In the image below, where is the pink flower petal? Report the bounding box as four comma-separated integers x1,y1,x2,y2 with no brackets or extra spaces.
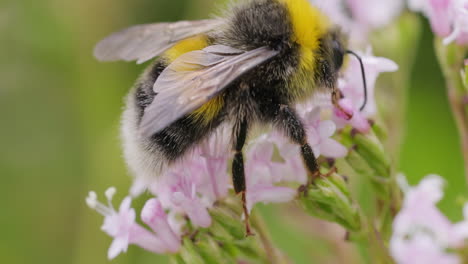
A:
312,145,321,158
349,112,371,133
319,138,348,158
318,120,337,138
108,237,128,260
428,0,453,37
246,185,296,212
171,192,211,228
129,225,168,254
141,199,181,252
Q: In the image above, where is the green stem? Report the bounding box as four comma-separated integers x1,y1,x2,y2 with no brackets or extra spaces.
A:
250,211,292,264
361,213,395,264
220,198,291,264
435,40,468,187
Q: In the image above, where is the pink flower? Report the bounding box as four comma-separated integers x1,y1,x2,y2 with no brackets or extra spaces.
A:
390,175,468,264
334,48,398,132
151,164,212,228
197,126,231,203
141,199,181,252
269,132,308,184
409,0,452,36
334,98,370,133
409,0,468,45
86,188,176,259
245,184,297,212
241,110,347,212
302,108,348,158
443,0,468,45
345,0,404,29
311,0,404,42
244,135,298,212
134,126,232,228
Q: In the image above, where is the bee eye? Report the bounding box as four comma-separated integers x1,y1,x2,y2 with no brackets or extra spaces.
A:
332,40,344,69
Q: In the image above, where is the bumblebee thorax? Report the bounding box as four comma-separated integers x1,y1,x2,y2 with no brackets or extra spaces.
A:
280,0,330,50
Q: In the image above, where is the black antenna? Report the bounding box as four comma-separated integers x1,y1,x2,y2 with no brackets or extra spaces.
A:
346,50,367,111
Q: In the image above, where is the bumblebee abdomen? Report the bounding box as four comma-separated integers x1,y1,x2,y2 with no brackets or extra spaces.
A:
163,35,209,63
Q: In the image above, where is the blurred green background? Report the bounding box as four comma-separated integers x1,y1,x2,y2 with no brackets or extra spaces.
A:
0,0,465,263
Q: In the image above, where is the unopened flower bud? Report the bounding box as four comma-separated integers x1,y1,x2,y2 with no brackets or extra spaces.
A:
370,121,388,143
196,237,237,264
300,174,362,232
180,238,205,264
210,208,245,240
352,132,390,178
345,149,391,198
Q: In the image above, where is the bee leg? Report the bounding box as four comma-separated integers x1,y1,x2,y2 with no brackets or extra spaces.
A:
275,105,320,185
231,119,253,236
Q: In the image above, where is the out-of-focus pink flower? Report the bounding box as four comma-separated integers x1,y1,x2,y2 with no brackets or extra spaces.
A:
86,188,175,259
345,0,404,29
302,108,348,158
334,48,398,132
311,0,404,42
409,0,468,45
391,233,461,264
390,175,468,264
444,0,468,45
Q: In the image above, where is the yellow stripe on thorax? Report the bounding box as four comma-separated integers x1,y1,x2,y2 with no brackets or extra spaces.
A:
281,0,329,51
280,0,331,100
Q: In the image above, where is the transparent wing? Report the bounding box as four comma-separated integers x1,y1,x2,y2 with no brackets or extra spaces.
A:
94,19,223,64
140,45,279,136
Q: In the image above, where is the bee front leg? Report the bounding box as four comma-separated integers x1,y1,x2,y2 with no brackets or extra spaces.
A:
275,104,320,184
231,118,253,236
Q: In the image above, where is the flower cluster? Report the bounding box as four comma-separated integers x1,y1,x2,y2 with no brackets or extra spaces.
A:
391,175,468,264
87,41,398,261
334,48,399,132
409,0,468,45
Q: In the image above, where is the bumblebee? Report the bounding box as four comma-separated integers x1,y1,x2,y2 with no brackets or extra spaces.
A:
95,0,361,234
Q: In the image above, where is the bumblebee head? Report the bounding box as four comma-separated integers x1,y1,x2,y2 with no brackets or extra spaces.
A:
331,31,346,70
320,28,369,111
326,28,347,75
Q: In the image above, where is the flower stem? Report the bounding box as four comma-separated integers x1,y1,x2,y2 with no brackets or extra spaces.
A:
250,211,292,264
434,40,468,186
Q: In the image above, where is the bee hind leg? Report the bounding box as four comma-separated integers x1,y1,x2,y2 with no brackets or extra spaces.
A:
231,118,254,236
